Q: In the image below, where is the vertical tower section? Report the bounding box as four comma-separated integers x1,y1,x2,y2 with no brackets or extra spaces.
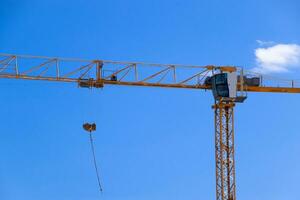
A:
214,101,236,200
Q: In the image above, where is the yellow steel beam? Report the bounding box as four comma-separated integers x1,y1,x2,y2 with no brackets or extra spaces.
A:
245,86,300,93
1,73,300,93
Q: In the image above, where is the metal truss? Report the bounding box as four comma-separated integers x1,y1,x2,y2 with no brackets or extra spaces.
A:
1,53,299,93
214,101,236,200
0,53,215,89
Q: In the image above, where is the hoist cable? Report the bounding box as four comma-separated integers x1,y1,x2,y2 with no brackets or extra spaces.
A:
88,131,103,192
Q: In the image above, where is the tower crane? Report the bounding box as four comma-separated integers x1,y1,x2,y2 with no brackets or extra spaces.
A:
1,53,299,200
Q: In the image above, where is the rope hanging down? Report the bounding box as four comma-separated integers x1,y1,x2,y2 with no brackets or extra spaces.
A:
83,123,103,193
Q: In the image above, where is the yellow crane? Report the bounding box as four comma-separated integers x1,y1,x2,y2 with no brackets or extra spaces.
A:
1,53,299,200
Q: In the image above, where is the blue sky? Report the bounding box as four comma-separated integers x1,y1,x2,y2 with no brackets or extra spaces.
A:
1,0,300,200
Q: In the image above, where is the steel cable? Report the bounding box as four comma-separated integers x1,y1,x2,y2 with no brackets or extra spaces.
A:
88,131,103,193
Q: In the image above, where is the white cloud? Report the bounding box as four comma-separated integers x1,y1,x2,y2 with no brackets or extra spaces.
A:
253,43,300,73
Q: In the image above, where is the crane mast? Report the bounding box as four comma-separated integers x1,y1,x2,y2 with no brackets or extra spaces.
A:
1,53,300,200
214,101,235,200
